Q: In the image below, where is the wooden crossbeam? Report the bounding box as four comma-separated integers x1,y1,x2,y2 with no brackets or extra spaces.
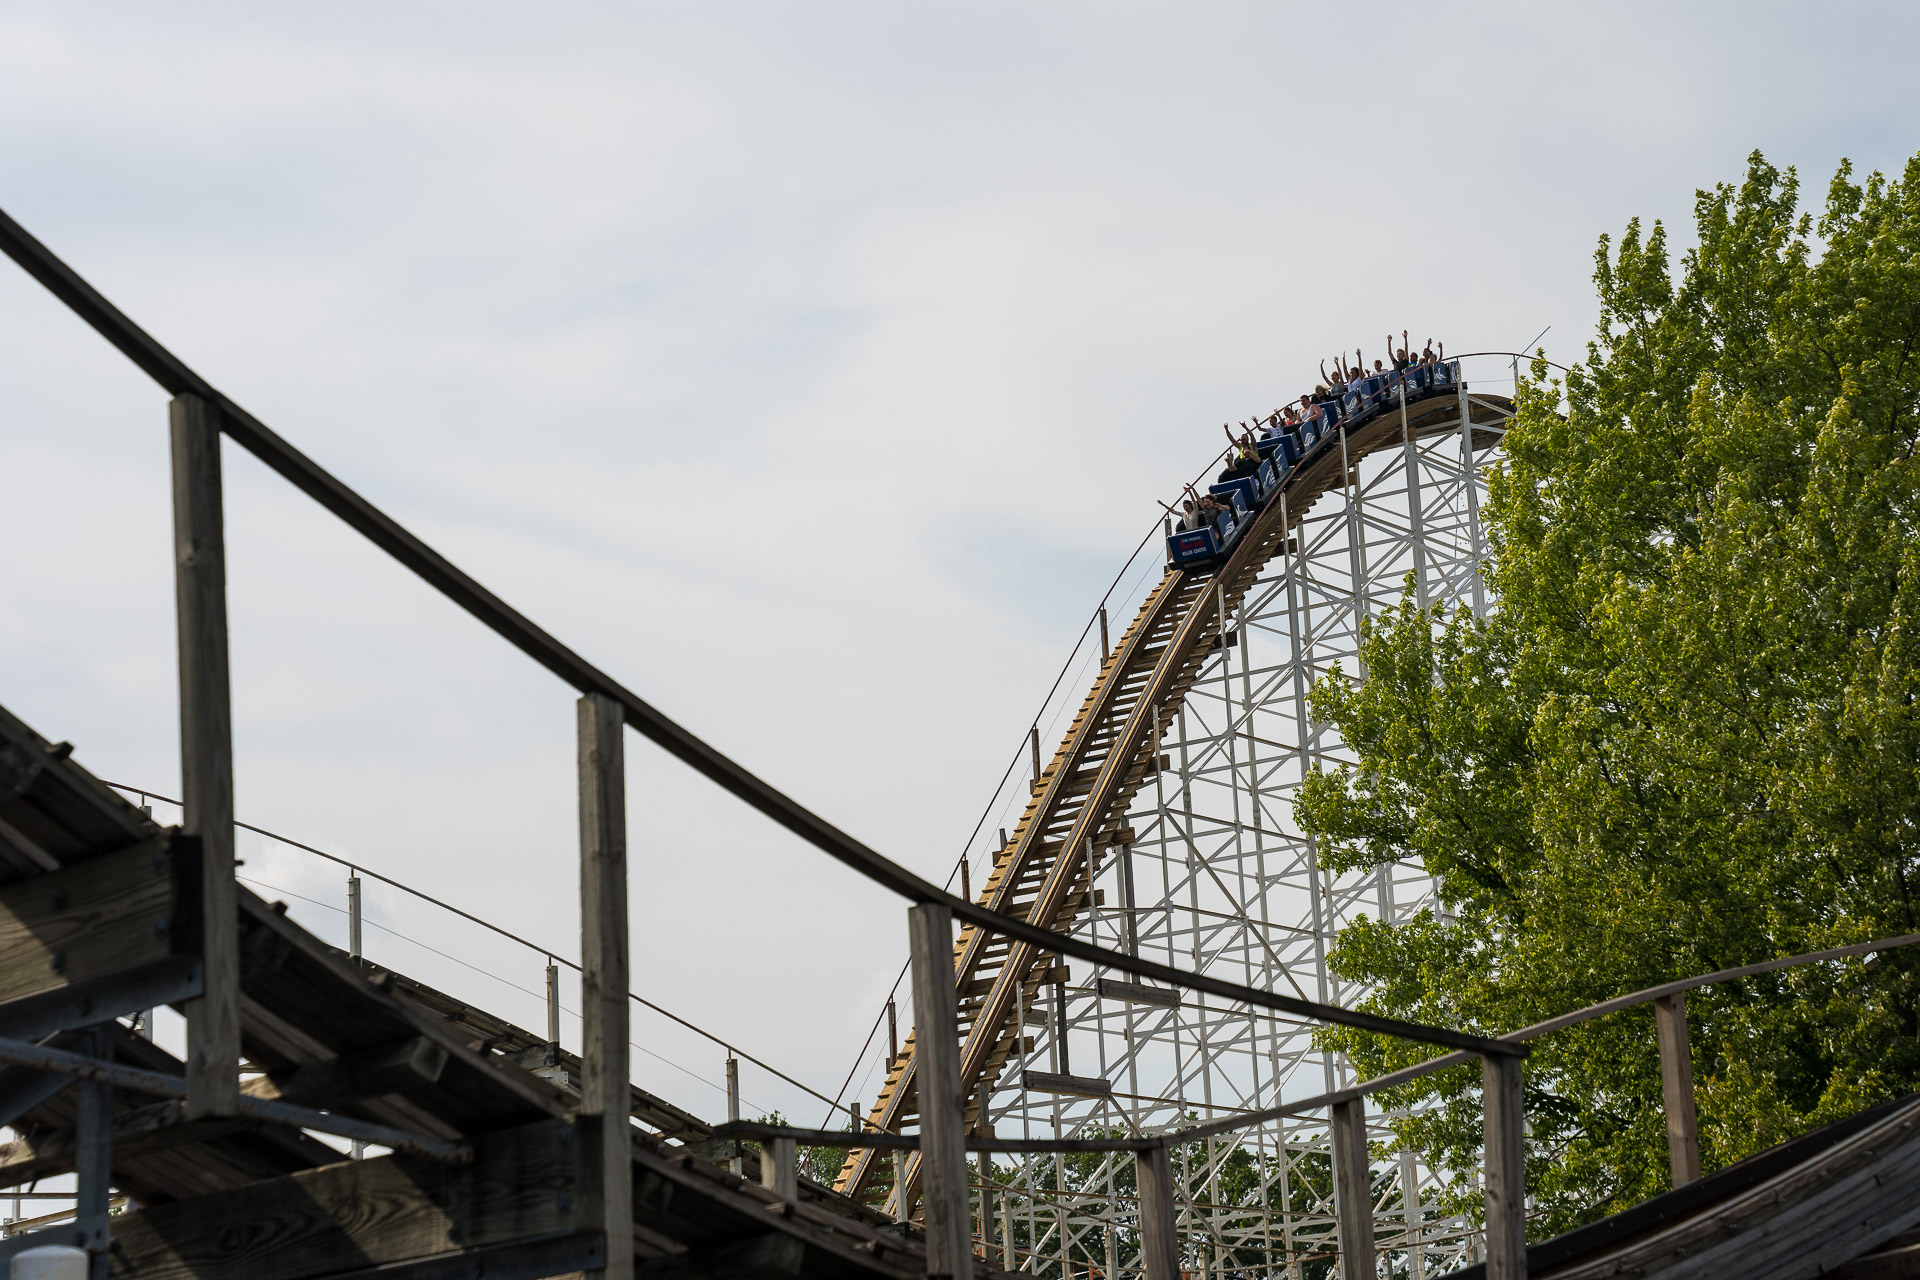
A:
0,841,200,1045
106,1119,580,1280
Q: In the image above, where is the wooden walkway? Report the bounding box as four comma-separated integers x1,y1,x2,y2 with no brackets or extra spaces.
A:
0,700,995,1279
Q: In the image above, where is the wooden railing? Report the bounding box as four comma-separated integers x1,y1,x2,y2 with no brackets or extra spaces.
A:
0,196,1522,1280
719,931,1920,1280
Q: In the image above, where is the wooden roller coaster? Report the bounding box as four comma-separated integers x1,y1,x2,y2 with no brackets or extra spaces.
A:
834,384,1514,1208
7,193,1920,1280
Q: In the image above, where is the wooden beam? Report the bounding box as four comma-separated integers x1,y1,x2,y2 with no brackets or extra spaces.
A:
1135,1144,1179,1280
1330,1096,1375,1280
1654,992,1701,1187
0,842,202,1045
578,692,633,1280
0,844,178,1005
244,1035,448,1107
106,1119,578,1280
316,1232,604,1280
171,391,239,1121
640,1232,804,1280
74,1027,110,1280
907,903,972,1280
1482,1054,1527,1280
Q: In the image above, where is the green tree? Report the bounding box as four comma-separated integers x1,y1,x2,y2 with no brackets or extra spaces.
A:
1295,150,1920,1237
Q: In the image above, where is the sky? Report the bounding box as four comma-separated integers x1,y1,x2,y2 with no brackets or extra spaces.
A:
4,0,1919,1131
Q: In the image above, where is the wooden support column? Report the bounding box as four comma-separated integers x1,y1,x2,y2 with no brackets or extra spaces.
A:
578,692,632,1280
75,1028,111,1280
907,903,972,1280
1482,1055,1526,1280
1135,1143,1180,1280
171,393,238,1121
1330,1097,1375,1280
760,1135,797,1201
1654,993,1701,1187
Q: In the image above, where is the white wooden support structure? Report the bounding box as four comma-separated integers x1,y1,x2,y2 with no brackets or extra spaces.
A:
1482,1055,1526,1280
1654,993,1701,1186
1330,1096,1375,1280
1135,1143,1180,1280
171,392,239,1121
907,903,973,1280
578,692,633,1280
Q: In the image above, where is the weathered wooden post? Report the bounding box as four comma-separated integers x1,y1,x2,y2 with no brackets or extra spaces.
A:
761,1135,798,1201
1482,1055,1526,1280
171,392,239,1121
75,1027,111,1279
1330,1096,1376,1280
1653,993,1701,1186
907,903,973,1279
1135,1143,1180,1280
578,692,633,1280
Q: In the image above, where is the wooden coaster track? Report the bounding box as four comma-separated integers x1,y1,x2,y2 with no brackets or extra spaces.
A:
836,387,1515,1207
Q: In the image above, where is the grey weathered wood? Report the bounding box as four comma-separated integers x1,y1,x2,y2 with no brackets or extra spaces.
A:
1017,1070,1111,1098
1135,1144,1180,1280
670,1233,804,1280
74,1028,110,1280
1330,1096,1375,1280
1095,978,1176,1008
760,1135,797,1201
0,955,201,1048
0,844,177,1005
1654,992,1701,1187
1483,1053,1527,1280
244,1035,448,1106
1546,1094,1920,1280
317,1232,604,1280
105,1119,577,1280
578,692,633,1280
171,391,239,1121
908,902,972,1280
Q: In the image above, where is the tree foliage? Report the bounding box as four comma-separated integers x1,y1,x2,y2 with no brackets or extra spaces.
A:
1295,150,1920,1236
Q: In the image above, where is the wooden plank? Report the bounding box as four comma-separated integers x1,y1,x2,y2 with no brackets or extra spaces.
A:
106,1119,578,1280
1654,992,1701,1186
171,391,240,1121
314,1232,603,1280
1018,1071,1110,1099
0,702,162,878
1330,1096,1374,1280
244,1036,448,1107
234,890,564,1137
1831,1241,1920,1279
643,1231,804,1280
578,692,633,1280
1547,1094,1920,1280
1094,979,1178,1009
0,841,180,1006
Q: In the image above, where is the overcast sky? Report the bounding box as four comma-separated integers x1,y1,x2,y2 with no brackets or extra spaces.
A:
5,1,1919,1129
